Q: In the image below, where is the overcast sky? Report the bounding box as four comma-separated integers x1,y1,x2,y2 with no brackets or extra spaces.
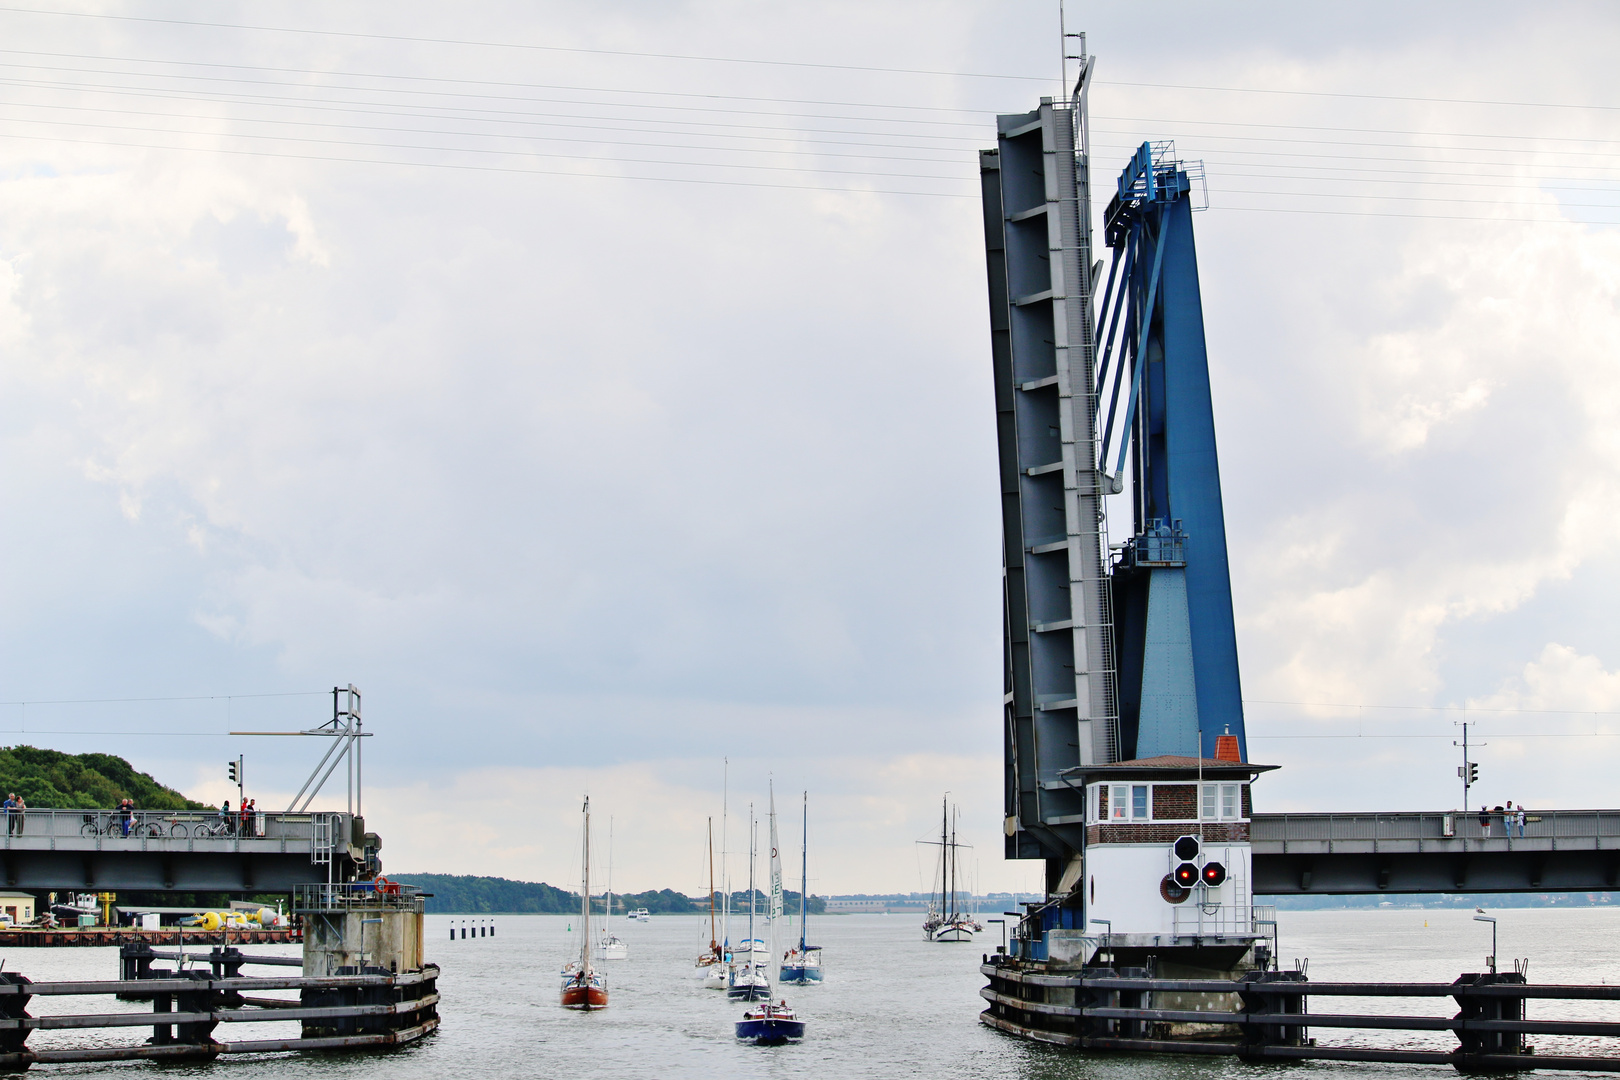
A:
1,2,1617,894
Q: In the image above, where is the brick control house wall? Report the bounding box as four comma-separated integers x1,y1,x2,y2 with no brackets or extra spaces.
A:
1089,822,1249,845
1088,780,1251,845
1154,784,1197,820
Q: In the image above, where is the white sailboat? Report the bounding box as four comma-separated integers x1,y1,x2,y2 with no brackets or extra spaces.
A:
727,805,770,1001
923,797,982,942
600,815,628,960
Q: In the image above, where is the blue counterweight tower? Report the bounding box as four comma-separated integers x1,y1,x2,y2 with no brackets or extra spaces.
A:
1099,142,1246,764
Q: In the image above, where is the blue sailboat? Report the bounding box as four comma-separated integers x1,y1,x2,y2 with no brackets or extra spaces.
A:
736,785,805,1044
780,791,823,984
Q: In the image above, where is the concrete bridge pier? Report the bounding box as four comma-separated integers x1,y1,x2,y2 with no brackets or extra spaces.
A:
296,883,426,978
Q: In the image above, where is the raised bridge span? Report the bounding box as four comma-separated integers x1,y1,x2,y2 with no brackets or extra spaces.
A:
0,809,369,892
1251,809,1620,894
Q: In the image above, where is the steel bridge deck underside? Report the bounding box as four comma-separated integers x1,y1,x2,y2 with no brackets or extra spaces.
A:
1252,810,1620,894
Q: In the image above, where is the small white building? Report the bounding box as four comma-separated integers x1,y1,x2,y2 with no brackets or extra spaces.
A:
0,892,36,925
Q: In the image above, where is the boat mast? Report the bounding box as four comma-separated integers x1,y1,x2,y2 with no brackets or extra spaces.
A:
800,791,808,952
721,759,729,951
708,817,717,955
747,805,756,961
580,796,592,973
949,805,958,922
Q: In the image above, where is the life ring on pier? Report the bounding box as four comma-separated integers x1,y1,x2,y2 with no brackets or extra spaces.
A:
373,876,399,895
1160,874,1190,905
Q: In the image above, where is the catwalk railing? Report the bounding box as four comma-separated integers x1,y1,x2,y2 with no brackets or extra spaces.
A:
981,961,1620,1071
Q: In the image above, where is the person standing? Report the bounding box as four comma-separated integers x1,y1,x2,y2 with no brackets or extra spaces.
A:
1517,804,1528,838
1478,805,1491,837
14,794,26,836
246,799,257,838
219,799,234,835
2,794,13,837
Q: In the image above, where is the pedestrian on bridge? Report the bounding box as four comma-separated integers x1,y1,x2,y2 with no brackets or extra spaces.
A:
1516,804,1528,838
1479,806,1491,836
2,795,13,836
117,798,134,838
219,799,234,835
12,794,25,836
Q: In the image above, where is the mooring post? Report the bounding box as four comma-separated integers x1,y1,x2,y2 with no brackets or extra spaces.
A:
1238,969,1308,1060
151,991,173,1045
0,974,31,1056
1453,971,1527,1068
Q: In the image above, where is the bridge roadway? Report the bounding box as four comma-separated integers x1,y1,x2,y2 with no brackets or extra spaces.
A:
1252,809,1620,894
0,809,363,892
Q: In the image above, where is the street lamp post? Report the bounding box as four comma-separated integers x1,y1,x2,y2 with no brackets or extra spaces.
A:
1473,912,1498,974
1091,918,1112,967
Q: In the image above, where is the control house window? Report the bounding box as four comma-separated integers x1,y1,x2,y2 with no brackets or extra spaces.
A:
1106,784,1150,821
1201,783,1243,821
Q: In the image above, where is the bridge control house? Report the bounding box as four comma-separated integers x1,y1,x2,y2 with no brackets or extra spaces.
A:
1064,743,1277,968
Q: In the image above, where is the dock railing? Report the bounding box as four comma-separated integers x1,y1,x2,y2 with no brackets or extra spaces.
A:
0,950,438,1066
981,962,1620,1070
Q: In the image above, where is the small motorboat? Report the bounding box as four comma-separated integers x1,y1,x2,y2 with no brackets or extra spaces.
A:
628,907,650,922
736,1000,805,1045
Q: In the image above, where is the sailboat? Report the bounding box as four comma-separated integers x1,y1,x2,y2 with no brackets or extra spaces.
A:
697,817,725,970
597,816,629,960
923,797,983,943
780,791,823,984
736,784,805,1044
703,764,733,990
727,805,771,1002
560,796,608,1009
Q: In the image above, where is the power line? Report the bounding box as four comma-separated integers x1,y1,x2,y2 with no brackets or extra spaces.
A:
0,691,325,706
0,6,1055,83
1099,78,1620,115
1246,699,1620,716
0,130,978,199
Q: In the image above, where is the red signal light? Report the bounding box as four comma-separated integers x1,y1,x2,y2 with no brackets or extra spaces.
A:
1202,861,1227,887
1173,862,1199,887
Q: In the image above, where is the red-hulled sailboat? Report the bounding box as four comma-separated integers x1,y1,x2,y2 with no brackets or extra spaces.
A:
561,796,608,1010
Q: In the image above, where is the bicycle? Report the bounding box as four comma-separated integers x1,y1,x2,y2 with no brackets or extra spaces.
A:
81,814,161,839
192,818,236,839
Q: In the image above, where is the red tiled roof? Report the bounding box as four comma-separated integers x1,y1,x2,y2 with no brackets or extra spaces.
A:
1109,754,1276,770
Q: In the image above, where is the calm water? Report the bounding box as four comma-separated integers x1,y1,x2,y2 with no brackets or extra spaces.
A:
9,907,1620,1077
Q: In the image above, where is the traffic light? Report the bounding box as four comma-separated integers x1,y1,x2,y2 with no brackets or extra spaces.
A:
227,761,237,783
1173,835,1200,861
1468,762,1479,784
1202,861,1228,887
1173,862,1199,888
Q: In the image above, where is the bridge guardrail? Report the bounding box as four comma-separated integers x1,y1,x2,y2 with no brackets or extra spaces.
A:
0,808,349,847
1252,810,1620,845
